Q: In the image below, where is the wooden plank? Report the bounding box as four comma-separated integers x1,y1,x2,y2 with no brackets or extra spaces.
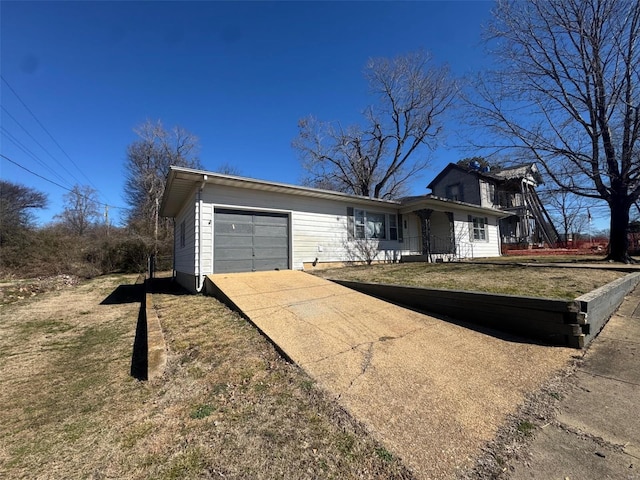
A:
331,279,584,347
334,281,581,313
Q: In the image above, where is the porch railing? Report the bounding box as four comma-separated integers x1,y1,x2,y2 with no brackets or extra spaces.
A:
400,235,475,260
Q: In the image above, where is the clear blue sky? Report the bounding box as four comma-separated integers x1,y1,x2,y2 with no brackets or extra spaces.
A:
0,1,609,229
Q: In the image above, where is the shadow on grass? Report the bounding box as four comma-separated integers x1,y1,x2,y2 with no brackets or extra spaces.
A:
100,277,188,381
100,284,144,305
147,277,190,295
419,309,562,347
130,302,148,381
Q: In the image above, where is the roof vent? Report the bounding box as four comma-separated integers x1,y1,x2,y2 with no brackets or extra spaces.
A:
470,160,481,170
481,165,491,173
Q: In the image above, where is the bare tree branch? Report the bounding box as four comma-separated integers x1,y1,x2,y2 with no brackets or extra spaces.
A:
124,119,201,240
294,51,457,199
467,0,640,261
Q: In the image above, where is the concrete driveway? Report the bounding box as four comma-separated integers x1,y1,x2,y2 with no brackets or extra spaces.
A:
207,270,573,479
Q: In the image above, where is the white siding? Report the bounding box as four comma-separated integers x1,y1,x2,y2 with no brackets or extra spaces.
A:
479,179,498,208
174,193,196,275
400,211,501,259
454,212,501,258
199,201,213,275
200,184,404,270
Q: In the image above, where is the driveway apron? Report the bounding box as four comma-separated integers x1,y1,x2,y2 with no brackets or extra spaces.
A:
208,270,573,479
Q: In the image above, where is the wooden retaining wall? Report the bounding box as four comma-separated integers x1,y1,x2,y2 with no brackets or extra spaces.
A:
577,272,640,346
331,272,640,349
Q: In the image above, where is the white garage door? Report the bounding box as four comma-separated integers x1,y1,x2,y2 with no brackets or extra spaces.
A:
214,209,290,273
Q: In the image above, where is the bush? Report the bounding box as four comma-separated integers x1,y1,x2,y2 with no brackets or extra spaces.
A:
0,224,170,279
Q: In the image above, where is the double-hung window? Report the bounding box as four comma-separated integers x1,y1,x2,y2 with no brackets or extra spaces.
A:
470,216,488,241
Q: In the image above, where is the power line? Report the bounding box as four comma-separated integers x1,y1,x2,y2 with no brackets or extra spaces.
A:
1,75,109,203
1,127,74,189
0,153,128,211
1,105,83,187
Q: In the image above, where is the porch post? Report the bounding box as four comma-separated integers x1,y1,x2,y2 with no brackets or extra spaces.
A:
446,211,456,255
414,209,433,260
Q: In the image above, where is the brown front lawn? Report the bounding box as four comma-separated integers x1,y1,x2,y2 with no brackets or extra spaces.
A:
0,274,412,480
314,261,627,300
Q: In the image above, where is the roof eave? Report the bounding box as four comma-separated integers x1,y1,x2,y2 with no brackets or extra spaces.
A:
399,195,512,218
159,166,402,217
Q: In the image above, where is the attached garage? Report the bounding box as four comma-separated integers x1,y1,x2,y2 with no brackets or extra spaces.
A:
214,209,290,273
160,166,507,293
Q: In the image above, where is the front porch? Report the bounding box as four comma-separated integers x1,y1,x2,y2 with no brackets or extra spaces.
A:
400,209,460,262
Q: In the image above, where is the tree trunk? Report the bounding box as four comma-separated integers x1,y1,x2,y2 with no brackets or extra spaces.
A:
606,196,634,263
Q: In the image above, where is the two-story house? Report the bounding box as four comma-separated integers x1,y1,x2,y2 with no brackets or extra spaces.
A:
427,162,559,249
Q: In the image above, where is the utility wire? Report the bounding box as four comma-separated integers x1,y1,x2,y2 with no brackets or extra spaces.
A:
1,75,109,203
1,126,74,188
0,153,127,210
1,105,82,187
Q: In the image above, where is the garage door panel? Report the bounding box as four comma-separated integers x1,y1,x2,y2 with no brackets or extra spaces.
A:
253,258,288,271
214,259,254,274
214,209,290,273
253,214,288,226
254,225,288,237
254,246,289,258
215,235,253,247
220,247,255,259
215,222,253,235
253,236,288,248
215,210,253,222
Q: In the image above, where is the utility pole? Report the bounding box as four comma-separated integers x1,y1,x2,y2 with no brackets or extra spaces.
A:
154,196,159,258
104,204,110,236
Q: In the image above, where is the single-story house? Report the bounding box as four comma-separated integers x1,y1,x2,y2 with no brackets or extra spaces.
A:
159,166,511,293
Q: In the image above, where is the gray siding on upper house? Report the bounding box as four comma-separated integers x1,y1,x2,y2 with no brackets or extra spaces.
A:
430,169,482,205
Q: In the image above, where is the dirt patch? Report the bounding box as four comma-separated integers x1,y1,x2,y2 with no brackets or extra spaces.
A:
314,263,626,299
0,274,413,479
458,360,581,479
0,274,79,306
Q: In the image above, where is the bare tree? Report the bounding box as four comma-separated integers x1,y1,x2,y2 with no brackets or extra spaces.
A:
294,51,457,199
344,238,381,266
55,185,100,236
540,188,590,246
0,180,47,245
124,119,201,243
215,162,242,176
470,0,640,262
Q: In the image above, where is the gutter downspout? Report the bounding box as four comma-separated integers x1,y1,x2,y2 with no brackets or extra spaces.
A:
196,175,208,293
172,218,176,279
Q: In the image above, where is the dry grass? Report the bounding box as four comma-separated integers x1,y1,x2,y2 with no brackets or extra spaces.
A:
314,262,627,299
0,274,413,480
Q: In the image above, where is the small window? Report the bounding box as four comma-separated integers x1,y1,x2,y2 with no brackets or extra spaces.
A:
446,183,463,201
389,214,398,241
179,220,186,248
471,216,488,241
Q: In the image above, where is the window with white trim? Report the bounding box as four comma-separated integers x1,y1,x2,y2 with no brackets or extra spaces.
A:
354,209,387,239
389,214,398,241
347,208,401,241
471,216,488,241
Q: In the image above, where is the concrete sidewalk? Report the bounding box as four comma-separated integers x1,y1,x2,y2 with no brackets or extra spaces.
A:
208,270,574,479
509,286,640,479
